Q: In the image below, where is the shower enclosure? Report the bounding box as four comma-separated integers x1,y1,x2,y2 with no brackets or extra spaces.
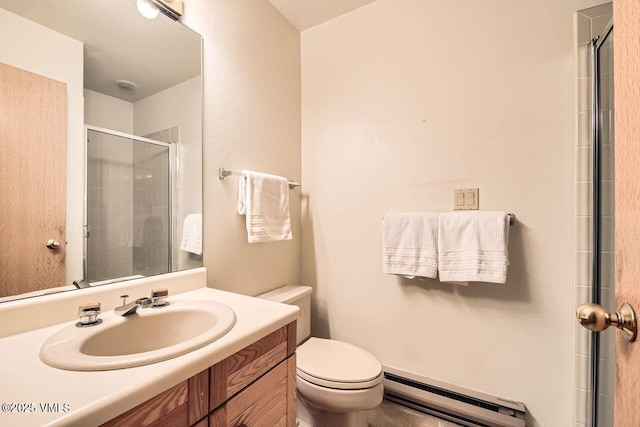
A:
84,127,175,283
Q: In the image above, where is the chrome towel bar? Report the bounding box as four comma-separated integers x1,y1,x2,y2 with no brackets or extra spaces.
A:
218,168,300,190
383,212,516,226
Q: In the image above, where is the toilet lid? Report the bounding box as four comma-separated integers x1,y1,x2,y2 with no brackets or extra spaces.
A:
296,338,383,390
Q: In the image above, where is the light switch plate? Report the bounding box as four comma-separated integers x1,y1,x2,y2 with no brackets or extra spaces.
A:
453,188,479,210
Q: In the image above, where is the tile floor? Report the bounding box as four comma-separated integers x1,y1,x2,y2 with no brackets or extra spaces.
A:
365,400,464,427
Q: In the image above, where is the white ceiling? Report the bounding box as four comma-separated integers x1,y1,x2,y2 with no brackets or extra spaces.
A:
269,0,377,31
1,0,376,102
0,0,201,102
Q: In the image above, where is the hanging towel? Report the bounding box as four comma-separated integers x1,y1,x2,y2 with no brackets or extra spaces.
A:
238,170,292,243
437,211,510,284
382,212,438,279
180,213,203,255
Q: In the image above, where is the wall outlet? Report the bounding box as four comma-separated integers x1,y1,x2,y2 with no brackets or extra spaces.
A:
453,188,479,210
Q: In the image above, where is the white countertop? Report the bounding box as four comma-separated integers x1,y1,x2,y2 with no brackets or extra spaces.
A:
0,286,299,427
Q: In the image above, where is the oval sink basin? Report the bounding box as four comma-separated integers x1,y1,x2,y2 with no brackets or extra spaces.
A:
39,299,236,371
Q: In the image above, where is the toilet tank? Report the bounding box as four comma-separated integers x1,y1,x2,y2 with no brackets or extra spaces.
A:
257,284,312,345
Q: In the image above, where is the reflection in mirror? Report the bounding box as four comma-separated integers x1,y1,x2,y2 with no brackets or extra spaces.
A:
0,0,202,303
85,127,175,283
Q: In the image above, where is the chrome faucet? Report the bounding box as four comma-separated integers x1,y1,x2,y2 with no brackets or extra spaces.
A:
114,288,169,316
114,294,152,316
72,279,90,289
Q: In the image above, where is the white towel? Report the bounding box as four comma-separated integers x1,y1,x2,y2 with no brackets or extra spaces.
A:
238,170,292,243
382,212,438,279
180,213,202,255
437,211,510,284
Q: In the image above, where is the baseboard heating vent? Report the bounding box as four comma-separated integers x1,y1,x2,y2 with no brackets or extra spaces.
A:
383,366,526,427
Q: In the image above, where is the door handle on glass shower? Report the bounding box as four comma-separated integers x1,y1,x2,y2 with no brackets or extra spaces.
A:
576,302,637,342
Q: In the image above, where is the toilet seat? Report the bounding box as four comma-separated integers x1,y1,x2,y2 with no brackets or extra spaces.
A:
296,337,383,390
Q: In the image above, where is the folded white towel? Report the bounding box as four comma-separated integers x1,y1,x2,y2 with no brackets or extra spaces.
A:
437,211,510,284
180,213,203,255
382,212,438,279
238,170,292,243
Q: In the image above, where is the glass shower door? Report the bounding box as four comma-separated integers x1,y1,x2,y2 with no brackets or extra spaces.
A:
85,127,173,283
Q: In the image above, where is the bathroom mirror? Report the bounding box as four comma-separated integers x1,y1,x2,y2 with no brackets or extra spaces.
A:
0,0,202,302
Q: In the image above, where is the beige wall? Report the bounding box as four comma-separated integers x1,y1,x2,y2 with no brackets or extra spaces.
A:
181,1,302,295
300,0,603,426
84,89,134,133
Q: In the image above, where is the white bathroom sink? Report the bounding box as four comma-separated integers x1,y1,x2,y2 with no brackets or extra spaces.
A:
39,299,236,371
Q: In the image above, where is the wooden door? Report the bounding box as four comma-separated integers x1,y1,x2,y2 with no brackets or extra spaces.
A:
613,1,640,425
0,62,67,297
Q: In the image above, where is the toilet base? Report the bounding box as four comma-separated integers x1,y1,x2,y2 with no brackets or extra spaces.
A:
297,394,367,427
295,371,383,427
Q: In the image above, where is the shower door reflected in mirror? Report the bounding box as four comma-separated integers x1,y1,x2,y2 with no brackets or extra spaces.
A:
85,128,174,283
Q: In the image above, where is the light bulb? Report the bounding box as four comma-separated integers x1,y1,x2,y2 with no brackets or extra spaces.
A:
136,0,159,19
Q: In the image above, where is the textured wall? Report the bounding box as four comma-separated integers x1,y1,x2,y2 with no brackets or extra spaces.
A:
182,1,302,296
300,1,604,425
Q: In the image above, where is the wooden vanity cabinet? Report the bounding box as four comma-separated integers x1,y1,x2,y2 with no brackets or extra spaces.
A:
100,369,209,427
101,321,297,427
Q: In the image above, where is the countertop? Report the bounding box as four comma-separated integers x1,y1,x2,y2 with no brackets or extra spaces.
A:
0,286,299,427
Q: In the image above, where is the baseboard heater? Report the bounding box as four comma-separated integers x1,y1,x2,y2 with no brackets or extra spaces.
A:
383,366,526,427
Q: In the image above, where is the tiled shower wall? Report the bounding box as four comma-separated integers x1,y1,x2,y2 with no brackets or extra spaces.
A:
86,130,171,282
86,130,134,282
131,139,170,277
574,3,614,427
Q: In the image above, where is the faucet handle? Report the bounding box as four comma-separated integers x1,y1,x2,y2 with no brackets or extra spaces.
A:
151,288,169,307
136,297,153,308
77,301,102,327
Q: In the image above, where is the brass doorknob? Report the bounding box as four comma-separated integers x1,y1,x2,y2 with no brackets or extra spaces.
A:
576,302,637,342
46,240,61,249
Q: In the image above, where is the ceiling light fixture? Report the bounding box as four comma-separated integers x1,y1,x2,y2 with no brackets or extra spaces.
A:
136,0,160,19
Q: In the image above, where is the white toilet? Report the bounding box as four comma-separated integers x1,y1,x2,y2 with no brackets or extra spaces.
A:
258,285,384,427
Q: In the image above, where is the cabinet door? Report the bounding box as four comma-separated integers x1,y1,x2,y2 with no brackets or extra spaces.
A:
101,369,209,427
211,355,296,427
100,381,189,427
210,322,296,409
